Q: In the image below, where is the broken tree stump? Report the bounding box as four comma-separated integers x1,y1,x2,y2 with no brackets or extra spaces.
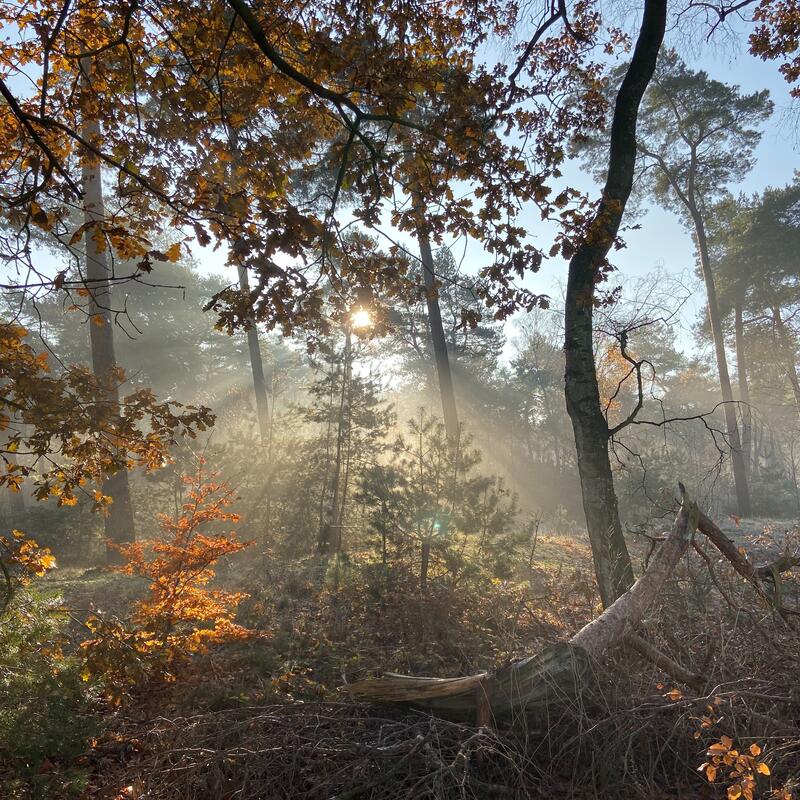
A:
342,487,696,720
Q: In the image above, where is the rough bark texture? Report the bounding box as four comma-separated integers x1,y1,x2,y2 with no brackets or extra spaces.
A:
570,502,691,655
237,265,271,442
81,61,134,562
564,0,667,607
694,217,751,516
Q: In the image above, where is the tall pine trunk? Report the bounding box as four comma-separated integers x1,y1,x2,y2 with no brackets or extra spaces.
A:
693,217,751,516
226,122,271,445
413,198,459,442
734,302,752,481
237,265,271,442
771,303,800,422
81,59,134,563
564,0,666,607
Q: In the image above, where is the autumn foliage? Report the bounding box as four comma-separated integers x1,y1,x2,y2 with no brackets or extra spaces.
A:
0,529,57,609
699,735,773,800
82,468,252,693
0,323,214,507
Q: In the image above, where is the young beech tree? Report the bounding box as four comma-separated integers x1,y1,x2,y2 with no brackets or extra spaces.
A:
82,469,251,694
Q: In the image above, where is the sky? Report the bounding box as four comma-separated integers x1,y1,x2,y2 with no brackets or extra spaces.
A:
13,9,799,363
516,18,800,356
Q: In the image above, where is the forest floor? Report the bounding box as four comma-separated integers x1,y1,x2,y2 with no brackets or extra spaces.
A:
8,522,800,799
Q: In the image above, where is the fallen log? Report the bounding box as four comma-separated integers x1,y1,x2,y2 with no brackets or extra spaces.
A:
697,511,800,612
342,487,697,719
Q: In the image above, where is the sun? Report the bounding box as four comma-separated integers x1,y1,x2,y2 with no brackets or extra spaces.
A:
350,308,372,330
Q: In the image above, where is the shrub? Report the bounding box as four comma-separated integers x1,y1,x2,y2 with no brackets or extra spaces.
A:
81,468,253,698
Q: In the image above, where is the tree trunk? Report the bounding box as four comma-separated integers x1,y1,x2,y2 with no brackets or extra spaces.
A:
237,266,271,443
317,378,336,553
420,537,430,592
81,59,134,563
693,215,750,517
564,0,666,607
734,302,752,481
770,303,800,423
334,362,354,555
569,500,692,656
226,122,271,445
413,198,459,442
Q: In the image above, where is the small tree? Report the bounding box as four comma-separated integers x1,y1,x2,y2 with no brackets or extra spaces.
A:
373,410,519,591
302,338,394,558
82,467,251,692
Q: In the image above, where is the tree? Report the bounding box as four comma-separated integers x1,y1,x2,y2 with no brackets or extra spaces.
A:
751,0,800,94
709,184,800,493
390,247,505,391
237,265,271,443
80,60,135,560
510,313,570,474
580,52,773,517
0,0,672,606
563,0,667,607
362,409,519,591
416,224,460,442
0,323,213,512
301,334,394,558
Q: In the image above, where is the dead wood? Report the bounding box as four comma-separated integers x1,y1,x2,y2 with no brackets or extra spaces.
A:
697,511,800,612
623,633,703,689
342,490,695,717
343,490,800,723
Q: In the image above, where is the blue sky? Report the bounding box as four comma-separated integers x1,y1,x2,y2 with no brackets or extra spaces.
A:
495,20,800,355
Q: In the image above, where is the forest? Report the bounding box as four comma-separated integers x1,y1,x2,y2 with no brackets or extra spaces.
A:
1,0,800,797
